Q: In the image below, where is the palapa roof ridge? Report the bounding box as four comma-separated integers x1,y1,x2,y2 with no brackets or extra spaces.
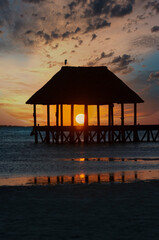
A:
26,66,144,105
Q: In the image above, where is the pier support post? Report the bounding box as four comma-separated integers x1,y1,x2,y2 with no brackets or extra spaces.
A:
108,104,114,143
33,104,38,143
84,104,88,143
56,104,59,143
133,103,138,142
97,104,100,143
121,103,125,142
61,104,63,143
46,104,50,143
70,104,74,143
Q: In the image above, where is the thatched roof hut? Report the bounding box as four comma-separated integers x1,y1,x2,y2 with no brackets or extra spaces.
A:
26,66,143,105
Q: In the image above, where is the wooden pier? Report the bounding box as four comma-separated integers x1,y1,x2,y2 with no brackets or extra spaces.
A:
32,124,159,143
26,66,157,144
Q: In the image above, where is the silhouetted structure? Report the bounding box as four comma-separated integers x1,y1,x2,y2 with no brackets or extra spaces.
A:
26,66,159,143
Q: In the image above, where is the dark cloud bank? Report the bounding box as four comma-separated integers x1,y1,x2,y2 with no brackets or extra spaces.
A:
0,0,136,52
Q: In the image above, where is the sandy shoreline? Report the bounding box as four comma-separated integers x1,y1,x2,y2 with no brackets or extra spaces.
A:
0,181,159,240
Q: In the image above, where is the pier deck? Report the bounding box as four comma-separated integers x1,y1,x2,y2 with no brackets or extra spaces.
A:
32,125,159,143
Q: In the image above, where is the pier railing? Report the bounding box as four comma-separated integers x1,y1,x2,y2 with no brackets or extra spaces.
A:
31,125,159,143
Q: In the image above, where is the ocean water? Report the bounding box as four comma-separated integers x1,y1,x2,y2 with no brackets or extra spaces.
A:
0,126,159,184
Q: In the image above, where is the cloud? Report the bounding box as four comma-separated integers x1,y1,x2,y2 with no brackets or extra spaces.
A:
111,3,134,17
85,18,111,33
83,0,135,18
91,33,97,41
62,28,82,39
100,51,114,59
78,39,83,45
132,35,159,49
0,0,9,9
112,54,133,65
145,1,159,14
110,54,135,74
75,27,81,33
148,71,159,85
84,0,111,17
87,51,114,66
68,0,87,12
25,30,33,35
22,0,45,4
151,25,159,32
62,31,72,39
0,0,136,54
36,31,52,44
51,31,59,39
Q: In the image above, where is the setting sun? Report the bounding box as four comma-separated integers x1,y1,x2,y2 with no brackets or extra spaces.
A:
75,114,85,124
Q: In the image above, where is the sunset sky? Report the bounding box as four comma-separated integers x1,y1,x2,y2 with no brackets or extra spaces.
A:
0,0,159,126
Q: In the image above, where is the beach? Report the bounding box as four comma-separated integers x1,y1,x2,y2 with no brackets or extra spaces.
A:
1,182,159,240
0,127,159,239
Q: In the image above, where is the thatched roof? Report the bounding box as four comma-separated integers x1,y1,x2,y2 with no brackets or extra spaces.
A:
26,66,143,105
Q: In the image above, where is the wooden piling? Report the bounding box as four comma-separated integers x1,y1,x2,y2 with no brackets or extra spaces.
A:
33,104,38,143
84,104,88,143
60,104,63,143
46,104,50,143
56,104,59,143
121,103,125,142
70,104,74,143
133,103,138,142
108,104,114,143
97,104,100,143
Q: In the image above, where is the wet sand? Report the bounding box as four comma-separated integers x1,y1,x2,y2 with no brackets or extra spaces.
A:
0,181,159,240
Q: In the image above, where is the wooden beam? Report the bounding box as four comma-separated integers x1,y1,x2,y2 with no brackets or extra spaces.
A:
97,104,100,143
33,104,38,143
71,104,74,127
56,104,59,126
46,104,50,143
70,104,74,143
134,103,137,126
84,104,88,143
108,104,114,126
56,104,59,143
84,104,88,126
60,104,63,126
33,104,37,127
61,104,63,143
97,104,100,126
108,104,114,143
47,104,50,126
121,103,125,143
121,103,124,126
133,103,138,142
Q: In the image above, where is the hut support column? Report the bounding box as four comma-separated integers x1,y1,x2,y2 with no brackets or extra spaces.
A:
46,104,50,143
33,104,38,143
56,104,59,143
84,104,88,143
134,103,137,126
61,104,63,143
97,104,100,143
121,103,125,142
108,104,114,143
70,104,74,143
133,103,138,142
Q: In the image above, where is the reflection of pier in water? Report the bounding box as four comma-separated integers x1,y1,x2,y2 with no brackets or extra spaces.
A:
64,157,159,162
28,158,159,185
31,171,150,185
0,169,158,186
